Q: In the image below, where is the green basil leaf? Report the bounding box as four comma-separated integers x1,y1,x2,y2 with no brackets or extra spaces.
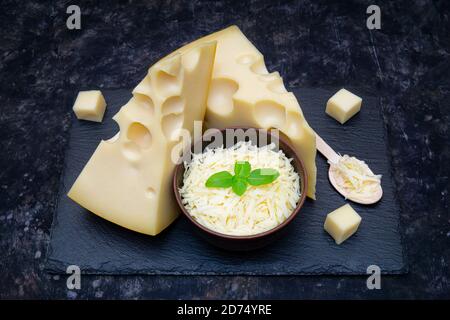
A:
234,161,251,178
205,171,233,188
247,168,280,186
232,177,247,196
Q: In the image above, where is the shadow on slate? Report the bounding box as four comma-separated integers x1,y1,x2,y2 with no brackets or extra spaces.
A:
45,88,407,275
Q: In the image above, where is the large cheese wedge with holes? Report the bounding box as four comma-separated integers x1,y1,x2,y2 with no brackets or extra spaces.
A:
173,26,317,198
68,41,217,235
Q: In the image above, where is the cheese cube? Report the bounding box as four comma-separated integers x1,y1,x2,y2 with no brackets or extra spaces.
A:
324,204,362,244
73,90,107,122
325,89,362,124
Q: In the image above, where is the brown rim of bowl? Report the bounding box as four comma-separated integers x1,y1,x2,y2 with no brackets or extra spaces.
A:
172,127,308,240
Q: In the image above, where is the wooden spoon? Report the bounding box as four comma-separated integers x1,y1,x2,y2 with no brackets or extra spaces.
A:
315,132,383,205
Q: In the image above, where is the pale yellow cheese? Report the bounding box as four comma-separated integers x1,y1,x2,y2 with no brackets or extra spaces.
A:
68,42,217,235
325,89,362,124
329,154,382,198
324,204,362,245
72,90,107,122
171,26,317,199
179,141,301,236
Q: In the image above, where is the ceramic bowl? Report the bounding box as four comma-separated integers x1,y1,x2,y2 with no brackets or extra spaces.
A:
173,127,307,251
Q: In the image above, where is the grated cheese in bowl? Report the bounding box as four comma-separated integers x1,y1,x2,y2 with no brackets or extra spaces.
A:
179,141,301,236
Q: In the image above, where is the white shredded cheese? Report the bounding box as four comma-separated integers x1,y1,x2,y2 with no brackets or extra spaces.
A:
329,154,382,198
179,141,301,236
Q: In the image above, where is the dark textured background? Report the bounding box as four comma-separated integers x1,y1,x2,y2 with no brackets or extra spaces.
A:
0,0,449,298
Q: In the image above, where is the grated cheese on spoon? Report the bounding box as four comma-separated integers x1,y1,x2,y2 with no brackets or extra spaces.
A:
179,141,301,236
329,154,382,199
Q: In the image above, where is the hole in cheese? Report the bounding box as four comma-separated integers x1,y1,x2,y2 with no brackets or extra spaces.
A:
134,93,155,115
155,70,180,97
285,111,303,139
161,113,184,141
146,187,156,198
122,141,141,161
127,122,152,149
133,75,153,98
161,96,184,115
254,100,287,129
250,58,269,75
236,54,257,65
207,78,239,116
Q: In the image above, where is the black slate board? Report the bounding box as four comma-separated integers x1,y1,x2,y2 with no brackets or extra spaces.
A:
45,88,406,275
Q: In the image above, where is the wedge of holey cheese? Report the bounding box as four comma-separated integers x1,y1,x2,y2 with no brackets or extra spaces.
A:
175,26,317,199
68,42,217,235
